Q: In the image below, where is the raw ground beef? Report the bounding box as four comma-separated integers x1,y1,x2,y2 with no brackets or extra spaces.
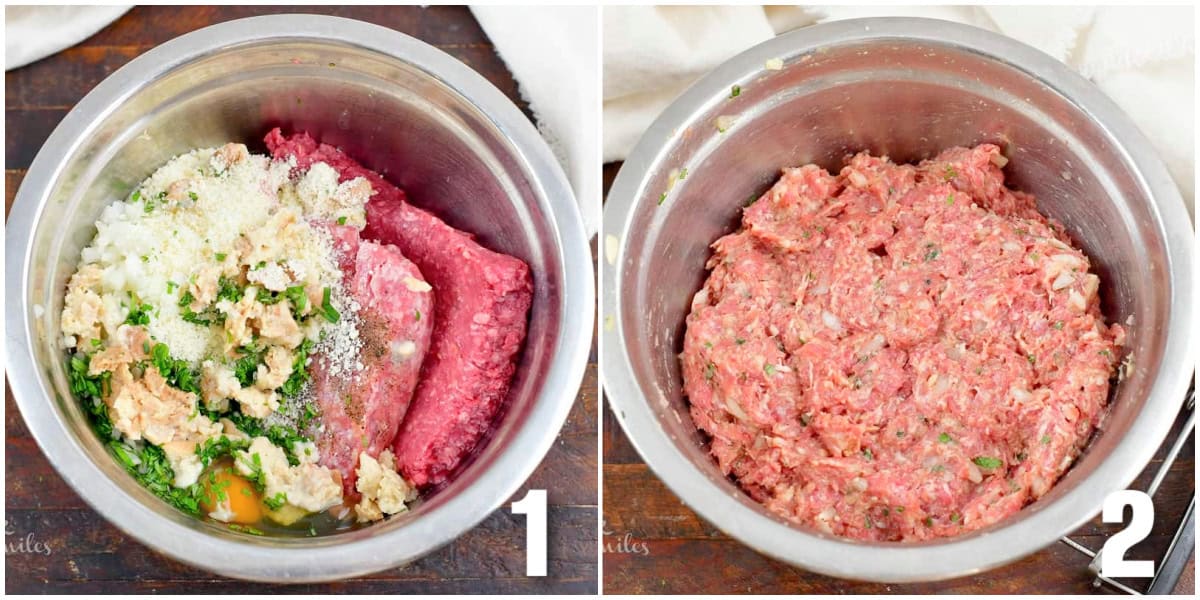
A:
681,144,1125,542
266,129,533,488
311,229,434,498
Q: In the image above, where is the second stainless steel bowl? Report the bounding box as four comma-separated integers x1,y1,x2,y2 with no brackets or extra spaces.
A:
6,15,593,582
603,18,1193,582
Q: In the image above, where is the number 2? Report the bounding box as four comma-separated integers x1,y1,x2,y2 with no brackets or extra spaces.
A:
512,489,547,577
1100,489,1154,578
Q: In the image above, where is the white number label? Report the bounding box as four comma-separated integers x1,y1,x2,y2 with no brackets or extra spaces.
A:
511,489,547,577
1100,489,1154,578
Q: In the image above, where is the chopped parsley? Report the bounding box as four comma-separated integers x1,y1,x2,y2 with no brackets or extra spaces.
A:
187,191,199,202
124,297,153,326
319,287,340,323
972,456,1003,470
1040,434,1052,445
196,435,251,468
1052,321,1064,330
414,309,422,322
224,412,310,467
166,280,178,294
763,363,777,376
279,338,315,399
149,342,201,395
896,429,906,438
862,448,873,461
658,192,667,205
938,432,953,444
678,167,688,180
730,85,741,98
68,353,114,440
337,216,348,225
215,252,227,262
945,193,955,206
944,165,958,181
704,362,716,381
231,345,264,388
110,441,204,515
216,276,244,303
264,492,288,511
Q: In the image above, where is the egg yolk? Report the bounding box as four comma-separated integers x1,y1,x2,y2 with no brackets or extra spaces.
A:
199,467,262,525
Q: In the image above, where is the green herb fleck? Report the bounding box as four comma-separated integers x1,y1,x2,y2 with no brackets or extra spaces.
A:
1041,434,1052,445
1052,321,1064,330
730,85,741,98
337,216,348,225
227,524,265,536
124,299,153,326
763,363,777,376
319,287,340,323
938,432,953,444
215,252,227,262
924,244,940,262
279,338,315,399
264,492,288,511
972,456,1003,470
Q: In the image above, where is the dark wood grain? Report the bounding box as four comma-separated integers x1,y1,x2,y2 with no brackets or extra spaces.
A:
4,6,597,594
600,159,1195,595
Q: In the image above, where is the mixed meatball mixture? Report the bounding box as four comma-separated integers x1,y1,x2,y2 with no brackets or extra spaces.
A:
681,144,1125,541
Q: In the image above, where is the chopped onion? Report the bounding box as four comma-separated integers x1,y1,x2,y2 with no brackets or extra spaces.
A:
821,310,843,333
1051,272,1074,290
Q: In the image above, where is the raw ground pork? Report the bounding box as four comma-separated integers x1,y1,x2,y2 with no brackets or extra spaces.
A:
266,129,533,488
310,225,434,498
681,144,1124,541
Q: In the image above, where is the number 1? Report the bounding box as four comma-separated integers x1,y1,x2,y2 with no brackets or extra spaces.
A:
512,489,547,577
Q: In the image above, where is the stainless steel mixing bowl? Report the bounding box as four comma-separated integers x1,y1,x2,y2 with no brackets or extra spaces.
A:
6,15,593,582
603,18,1193,583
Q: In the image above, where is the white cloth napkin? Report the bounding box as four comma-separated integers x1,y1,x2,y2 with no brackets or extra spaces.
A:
603,5,1195,207
473,5,601,237
4,5,130,70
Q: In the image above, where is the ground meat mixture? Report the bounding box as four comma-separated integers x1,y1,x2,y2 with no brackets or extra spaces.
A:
266,129,534,489
681,144,1125,542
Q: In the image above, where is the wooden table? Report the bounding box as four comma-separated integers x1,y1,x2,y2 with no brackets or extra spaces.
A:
5,6,597,593
599,162,1195,595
